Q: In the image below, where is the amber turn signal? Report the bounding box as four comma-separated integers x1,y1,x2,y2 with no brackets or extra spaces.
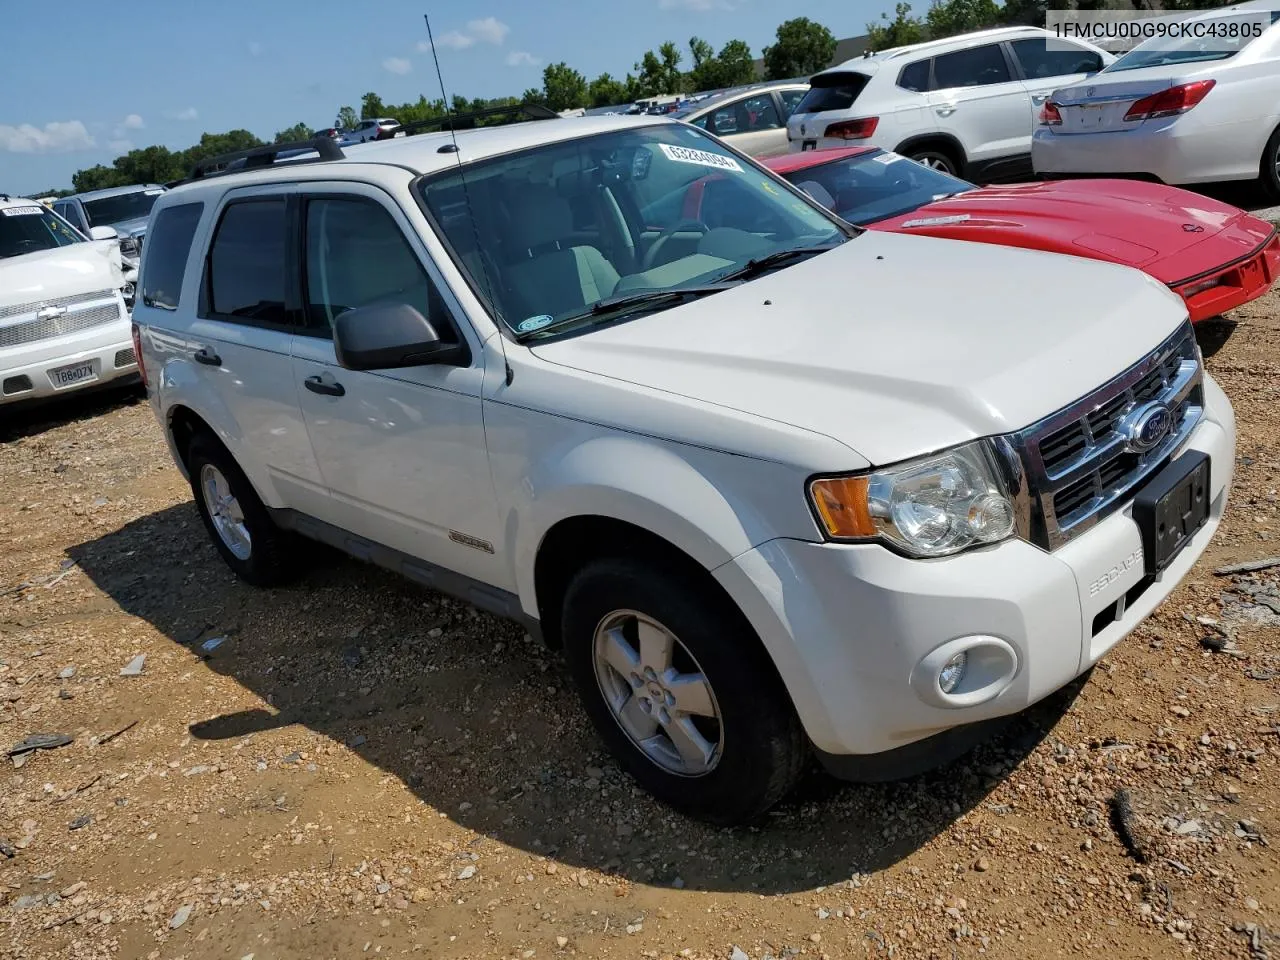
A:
809,476,877,539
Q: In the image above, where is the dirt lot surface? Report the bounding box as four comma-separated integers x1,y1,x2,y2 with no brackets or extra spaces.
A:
3,294,1280,960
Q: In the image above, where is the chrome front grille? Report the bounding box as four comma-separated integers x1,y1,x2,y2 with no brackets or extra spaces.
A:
0,301,123,350
1017,322,1204,549
0,289,115,322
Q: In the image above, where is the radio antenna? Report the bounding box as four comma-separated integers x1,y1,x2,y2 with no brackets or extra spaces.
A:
423,13,502,325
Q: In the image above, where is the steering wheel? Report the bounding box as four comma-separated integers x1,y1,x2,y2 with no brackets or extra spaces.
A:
642,219,708,271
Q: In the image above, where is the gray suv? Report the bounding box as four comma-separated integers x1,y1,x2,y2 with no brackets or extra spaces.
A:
53,184,166,268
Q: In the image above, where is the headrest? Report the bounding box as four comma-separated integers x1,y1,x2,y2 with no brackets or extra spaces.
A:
506,187,574,255
795,180,835,210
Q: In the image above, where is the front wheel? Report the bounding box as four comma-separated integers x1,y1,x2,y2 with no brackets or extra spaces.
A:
562,557,807,825
1260,125,1280,203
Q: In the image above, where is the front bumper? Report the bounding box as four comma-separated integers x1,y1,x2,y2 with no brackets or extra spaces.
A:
1,317,138,406
714,374,1235,765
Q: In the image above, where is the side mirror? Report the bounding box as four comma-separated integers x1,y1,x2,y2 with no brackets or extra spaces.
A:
333,302,467,371
89,226,118,241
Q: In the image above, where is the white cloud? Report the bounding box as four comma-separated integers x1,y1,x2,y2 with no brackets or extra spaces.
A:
106,138,134,153
467,16,510,44
248,40,263,56
0,120,95,154
506,50,540,67
121,113,145,130
383,56,413,75
425,31,474,50
164,106,199,121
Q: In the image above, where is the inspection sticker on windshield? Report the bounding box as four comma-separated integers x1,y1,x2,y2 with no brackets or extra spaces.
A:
659,144,742,172
517,314,554,333
899,214,971,228
2,206,43,217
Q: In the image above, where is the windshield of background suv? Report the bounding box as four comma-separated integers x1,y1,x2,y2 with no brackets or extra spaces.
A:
779,150,976,225
1105,14,1273,70
0,205,84,259
419,124,848,336
83,189,162,227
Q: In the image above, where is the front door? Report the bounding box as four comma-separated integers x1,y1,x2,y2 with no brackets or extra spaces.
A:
1008,37,1106,130
928,42,1033,180
290,186,506,588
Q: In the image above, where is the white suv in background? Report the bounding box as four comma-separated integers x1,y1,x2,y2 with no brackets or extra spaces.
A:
134,118,1232,825
0,196,136,406
788,26,1112,180
347,118,401,143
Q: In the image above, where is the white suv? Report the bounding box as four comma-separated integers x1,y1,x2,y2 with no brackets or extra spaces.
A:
347,118,401,143
134,118,1233,825
1,196,136,406
788,26,1112,180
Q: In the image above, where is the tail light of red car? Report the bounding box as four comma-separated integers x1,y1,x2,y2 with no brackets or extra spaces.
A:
130,321,147,389
1038,100,1063,125
1124,80,1215,122
824,117,879,140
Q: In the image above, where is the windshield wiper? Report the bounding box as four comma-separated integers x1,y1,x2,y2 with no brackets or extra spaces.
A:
515,284,738,340
717,243,843,283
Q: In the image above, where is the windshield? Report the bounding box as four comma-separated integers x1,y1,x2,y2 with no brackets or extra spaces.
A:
1105,13,1274,71
778,150,976,225
0,205,84,259
83,189,162,227
419,124,848,336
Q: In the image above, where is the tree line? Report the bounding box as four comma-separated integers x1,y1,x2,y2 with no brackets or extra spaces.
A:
37,16,837,197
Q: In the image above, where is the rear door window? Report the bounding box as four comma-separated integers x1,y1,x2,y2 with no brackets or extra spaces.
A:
1010,38,1103,79
204,199,289,326
933,44,1013,89
779,89,807,116
792,72,871,113
141,202,204,310
736,94,781,131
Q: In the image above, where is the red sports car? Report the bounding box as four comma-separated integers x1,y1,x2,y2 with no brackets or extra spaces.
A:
729,147,1278,323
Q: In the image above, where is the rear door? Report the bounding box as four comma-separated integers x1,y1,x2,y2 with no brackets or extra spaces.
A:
188,187,329,516
702,92,789,157
1008,37,1107,126
928,42,1032,178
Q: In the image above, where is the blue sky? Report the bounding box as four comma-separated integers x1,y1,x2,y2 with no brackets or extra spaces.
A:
1,0,885,195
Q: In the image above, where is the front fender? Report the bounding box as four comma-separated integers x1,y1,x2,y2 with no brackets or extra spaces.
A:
506,432,821,619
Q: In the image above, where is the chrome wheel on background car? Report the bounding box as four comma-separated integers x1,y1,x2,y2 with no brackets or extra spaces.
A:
593,609,724,776
911,152,957,174
200,463,252,560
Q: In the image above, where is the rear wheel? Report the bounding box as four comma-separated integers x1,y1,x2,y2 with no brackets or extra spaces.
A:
905,147,961,176
561,556,807,825
186,432,297,586
1260,125,1280,203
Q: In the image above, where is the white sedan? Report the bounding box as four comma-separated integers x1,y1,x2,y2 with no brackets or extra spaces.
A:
1032,1,1280,200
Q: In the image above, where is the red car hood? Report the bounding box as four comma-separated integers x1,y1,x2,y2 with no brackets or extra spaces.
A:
872,179,1275,284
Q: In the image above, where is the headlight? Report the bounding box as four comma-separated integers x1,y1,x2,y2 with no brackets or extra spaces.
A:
808,440,1017,558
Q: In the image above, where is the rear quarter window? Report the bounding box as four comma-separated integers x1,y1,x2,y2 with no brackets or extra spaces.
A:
140,202,204,311
897,60,932,92
792,72,871,114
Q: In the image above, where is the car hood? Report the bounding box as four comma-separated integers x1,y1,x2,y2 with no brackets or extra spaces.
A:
871,179,1273,283
108,216,149,238
529,231,1187,467
0,242,124,309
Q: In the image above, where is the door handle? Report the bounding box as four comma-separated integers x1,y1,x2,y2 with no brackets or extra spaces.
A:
936,106,957,117
1031,93,1050,104
304,375,345,397
193,347,221,366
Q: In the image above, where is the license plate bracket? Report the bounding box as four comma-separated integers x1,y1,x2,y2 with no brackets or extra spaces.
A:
48,360,97,389
801,139,817,151
1133,451,1210,575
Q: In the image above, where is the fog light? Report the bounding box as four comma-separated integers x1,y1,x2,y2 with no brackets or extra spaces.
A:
938,651,967,694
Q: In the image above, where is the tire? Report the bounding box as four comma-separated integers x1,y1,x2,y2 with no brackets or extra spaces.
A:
905,147,961,177
561,556,807,825
1260,125,1280,203
186,432,297,587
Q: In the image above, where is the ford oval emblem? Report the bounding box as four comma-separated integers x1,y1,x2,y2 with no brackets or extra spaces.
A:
1121,402,1173,453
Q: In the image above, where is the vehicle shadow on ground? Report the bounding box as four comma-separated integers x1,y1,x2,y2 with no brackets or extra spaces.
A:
0,385,144,443
69,503,1081,894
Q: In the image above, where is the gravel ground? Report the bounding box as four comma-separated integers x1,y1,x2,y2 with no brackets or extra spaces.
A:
2,287,1280,960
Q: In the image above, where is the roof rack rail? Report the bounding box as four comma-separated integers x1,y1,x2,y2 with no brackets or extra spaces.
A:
186,137,345,182
388,102,558,138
